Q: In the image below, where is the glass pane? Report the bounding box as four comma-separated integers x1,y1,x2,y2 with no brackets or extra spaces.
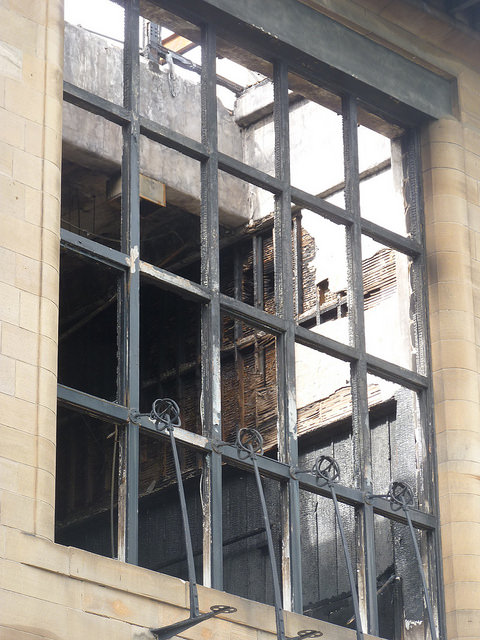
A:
217,41,274,174
296,345,353,449
62,105,123,250
294,210,349,344
139,135,201,282
362,237,416,371
288,74,344,197
367,374,429,510
140,281,202,425
140,2,202,141
221,316,278,455
300,491,358,630
64,0,124,104
223,463,282,606
58,250,119,401
55,406,120,559
138,430,204,581
219,171,277,313
374,514,436,640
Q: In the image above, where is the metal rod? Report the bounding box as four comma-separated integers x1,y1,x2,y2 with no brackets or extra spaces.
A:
147,400,236,640
147,42,244,95
236,429,321,640
168,426,200,617
311,456,363,640
330,484,364,640
403,505,437,640
151,605,236,640
251,453,287,640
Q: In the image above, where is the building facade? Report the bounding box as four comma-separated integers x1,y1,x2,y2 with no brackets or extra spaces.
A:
0,1,480,639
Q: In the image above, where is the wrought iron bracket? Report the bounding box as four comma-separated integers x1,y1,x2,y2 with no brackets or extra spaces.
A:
309,455,364,640
385,481,438,640
150,605,237,640
144,399,236,639
233,428,322,640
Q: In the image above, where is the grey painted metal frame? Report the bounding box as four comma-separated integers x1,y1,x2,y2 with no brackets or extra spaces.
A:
58,0,444,637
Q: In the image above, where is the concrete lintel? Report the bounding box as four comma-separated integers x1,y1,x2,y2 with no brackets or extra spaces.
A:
156,0,454,125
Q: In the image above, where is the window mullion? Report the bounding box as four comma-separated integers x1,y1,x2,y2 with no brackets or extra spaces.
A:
200,22,223,591
118,0,141,567
342,94,378,635
403,131,445,640
273,60,302,614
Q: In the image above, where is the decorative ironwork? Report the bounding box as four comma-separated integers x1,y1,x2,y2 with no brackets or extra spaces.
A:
146,398,236,640
387,481,437,640
236,427,264,456
311,456,364,640
234,428,322,640
388,480,415,508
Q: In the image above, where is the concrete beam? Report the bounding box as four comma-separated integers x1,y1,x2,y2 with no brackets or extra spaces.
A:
152,0,454,126
63,24,248,227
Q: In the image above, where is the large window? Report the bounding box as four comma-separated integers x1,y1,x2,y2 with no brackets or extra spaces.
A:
56,1,442,638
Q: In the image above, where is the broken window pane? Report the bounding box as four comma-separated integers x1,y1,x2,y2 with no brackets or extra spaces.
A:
139,135,201,282
358,129,408,237
288,75,344,198
138,430,204,582
217,41,274,174
367,373,429,511
64,0,124,104
221,316,279,456
362,238,417,371
58,249,120,401
300,490,358,630
140,280,202,426
222,463,282,606
55,405,121,559
219,172,277,314
62,105,123,250
140,2,202,141
295,345,353,447
374,514,436,640
294,210,349,344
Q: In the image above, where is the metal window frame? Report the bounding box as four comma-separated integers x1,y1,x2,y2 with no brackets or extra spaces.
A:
58,1,444,638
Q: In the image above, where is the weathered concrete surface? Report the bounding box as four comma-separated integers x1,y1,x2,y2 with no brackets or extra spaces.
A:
63,23,248,226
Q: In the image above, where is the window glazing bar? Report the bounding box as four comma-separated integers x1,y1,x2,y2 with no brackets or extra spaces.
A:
121,0,141,566
60,229,130,270
291,186,353,227
273,59,302,614
360,218,422,257
219,294,287,334
343,94,378,635
295,325,358,363
402,131,446,639
200,21,223,590
63,81,132,125
139,261,212,303
218,152,284,194
57,384,129,422
366,354,428,391
139,116,208,161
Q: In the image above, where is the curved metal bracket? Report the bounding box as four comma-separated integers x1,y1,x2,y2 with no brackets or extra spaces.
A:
311,456,364,640
145,399,236,638
150,605,237,640
386,481,437,640
231,428,322,640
